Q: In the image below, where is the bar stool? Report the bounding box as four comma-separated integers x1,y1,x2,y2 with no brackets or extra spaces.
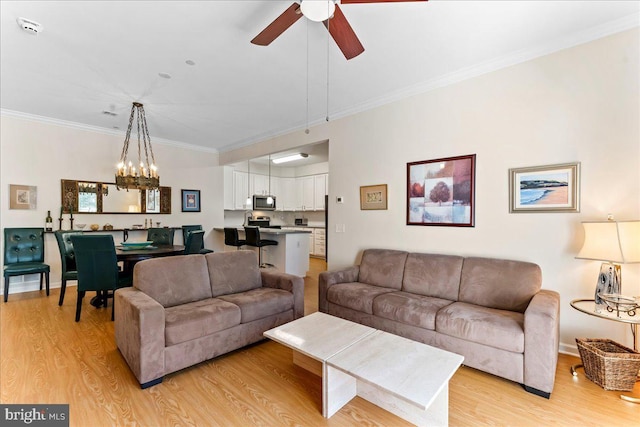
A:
243,226,277,268
224,228,246,250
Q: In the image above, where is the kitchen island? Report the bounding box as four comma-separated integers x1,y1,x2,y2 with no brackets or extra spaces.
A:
214,227,312,277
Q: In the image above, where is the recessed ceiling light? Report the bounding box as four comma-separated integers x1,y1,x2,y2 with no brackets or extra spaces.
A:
16,17,43,35
158,72,172,79
185,60,196,66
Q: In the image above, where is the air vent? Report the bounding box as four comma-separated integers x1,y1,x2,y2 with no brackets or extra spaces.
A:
17,17,43,35
102,111,118,117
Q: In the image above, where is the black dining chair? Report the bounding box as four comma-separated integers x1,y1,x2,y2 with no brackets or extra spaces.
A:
70,235,132,322
182,225,213,254
147,227,175,246
244,226,278,268
54,230,83,306
224,227,246,250
183,230,210,255
3,228,50,302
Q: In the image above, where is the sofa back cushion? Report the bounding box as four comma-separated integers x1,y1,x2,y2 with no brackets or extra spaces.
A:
134,255,212,308
206,250,262,297
458,257,542,313
359,249,408,289
402,253,463,300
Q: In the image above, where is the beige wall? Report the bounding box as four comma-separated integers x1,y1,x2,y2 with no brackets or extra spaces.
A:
0,115,224,294
223,29,640,354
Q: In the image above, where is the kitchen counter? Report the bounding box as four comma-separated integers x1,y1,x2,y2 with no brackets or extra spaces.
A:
214,227,311,277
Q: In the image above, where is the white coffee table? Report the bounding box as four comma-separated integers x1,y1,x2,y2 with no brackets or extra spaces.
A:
264,313,464,426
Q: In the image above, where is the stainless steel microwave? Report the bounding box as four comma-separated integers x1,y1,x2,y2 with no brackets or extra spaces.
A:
252,195,276,211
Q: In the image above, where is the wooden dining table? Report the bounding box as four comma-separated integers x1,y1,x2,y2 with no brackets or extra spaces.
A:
116,244,185,275
89,245,185,308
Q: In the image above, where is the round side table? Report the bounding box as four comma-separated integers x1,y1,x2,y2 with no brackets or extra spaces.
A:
570,298,640,403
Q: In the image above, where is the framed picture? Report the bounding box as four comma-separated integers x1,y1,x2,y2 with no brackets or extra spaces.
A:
509,162,580,213
9,184,37,210
407,154,476,227
181,189,201,212
360,184,388,210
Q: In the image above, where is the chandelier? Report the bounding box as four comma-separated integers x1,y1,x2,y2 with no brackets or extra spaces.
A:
115,102,159,190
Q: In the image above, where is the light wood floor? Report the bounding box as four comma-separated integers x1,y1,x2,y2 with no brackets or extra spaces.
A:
1,258,639,426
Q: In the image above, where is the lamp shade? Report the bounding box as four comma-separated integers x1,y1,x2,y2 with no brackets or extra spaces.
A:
300,0,335,22
576,220,640,263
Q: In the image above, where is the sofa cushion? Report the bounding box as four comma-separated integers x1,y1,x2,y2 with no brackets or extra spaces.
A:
164,298,241,346
402,253,464,300
359,249,408,290
458,257,542,313
326,282,396,314
436,302,524,353
206,251,262,297
373,291,453,330
218,288,293,323
134,255,212,308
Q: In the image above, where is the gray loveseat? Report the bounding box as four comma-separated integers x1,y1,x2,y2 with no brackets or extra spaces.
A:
319,249,560,398
115,250,304,388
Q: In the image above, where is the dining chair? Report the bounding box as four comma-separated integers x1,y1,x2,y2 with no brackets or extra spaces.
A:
54,230,83,306
224,227,246,250
184,230,206,255
181,225,213,254
3,228,50,302
70,235,132,322
244,226,277,268
147,227,174,246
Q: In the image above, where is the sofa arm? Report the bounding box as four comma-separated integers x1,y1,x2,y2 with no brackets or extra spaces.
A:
115,287,166,388
261,270,305,319
523,289,560,397
318,266,360,313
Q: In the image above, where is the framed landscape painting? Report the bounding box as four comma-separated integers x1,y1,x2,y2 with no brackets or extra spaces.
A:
509,162,580,213
407,154,476,227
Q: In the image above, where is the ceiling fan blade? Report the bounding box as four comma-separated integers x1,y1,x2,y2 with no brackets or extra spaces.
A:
251,3,303,46
323,4,364,60
340,0,428,3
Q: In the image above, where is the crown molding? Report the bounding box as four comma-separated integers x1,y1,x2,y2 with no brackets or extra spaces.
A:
317,13,640,132
0,109,219,154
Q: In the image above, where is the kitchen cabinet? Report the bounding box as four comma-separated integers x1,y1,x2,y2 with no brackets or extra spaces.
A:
278,177,296,211
233,171,250,210
223,167,234,210
252,174,271,196
296,176,318,211
314,174,327,210
313,228,326,257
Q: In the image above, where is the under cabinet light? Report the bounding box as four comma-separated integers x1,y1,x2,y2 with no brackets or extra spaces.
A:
272,153,309,164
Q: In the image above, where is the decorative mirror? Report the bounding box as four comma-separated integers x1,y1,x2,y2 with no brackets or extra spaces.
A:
61,179,171,214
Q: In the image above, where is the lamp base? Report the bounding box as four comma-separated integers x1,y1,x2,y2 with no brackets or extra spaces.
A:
594,262,621,313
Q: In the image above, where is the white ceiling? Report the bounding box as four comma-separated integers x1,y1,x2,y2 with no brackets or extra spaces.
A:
1,1,638,155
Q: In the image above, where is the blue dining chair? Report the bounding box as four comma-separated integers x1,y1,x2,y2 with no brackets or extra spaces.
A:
3,228,50,302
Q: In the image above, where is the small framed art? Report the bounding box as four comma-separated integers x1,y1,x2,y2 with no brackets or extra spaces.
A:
181,189,201,212
509,162,580,213
9,184,37,210
360,184,388,210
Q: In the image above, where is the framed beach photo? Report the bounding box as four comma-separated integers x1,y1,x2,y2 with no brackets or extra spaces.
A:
509,162,580,213
407,154,476,227
181,189,201,212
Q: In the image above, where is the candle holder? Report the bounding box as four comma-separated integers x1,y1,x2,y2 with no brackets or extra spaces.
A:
69,218,74,231
58,218,63,231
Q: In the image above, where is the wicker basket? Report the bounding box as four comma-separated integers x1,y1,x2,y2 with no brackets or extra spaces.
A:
576,338,640,391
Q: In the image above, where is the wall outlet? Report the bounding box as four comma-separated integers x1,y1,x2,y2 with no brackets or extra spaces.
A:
335,224,345,233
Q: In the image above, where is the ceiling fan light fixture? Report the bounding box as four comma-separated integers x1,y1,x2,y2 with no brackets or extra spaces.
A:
300,0,336,22
272,153,309,164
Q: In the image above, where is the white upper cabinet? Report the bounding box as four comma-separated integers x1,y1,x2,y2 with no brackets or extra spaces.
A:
314,174,328,210
233,171,250,210
252,174,270,196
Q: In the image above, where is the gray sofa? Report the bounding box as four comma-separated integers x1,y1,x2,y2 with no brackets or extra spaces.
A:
115,250,304,388
319,249,560,398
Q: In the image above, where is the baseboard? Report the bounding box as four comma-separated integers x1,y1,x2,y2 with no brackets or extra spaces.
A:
559,342,580,358
2,278,63,297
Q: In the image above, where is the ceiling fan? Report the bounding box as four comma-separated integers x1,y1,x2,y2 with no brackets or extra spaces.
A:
251,0,427,60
